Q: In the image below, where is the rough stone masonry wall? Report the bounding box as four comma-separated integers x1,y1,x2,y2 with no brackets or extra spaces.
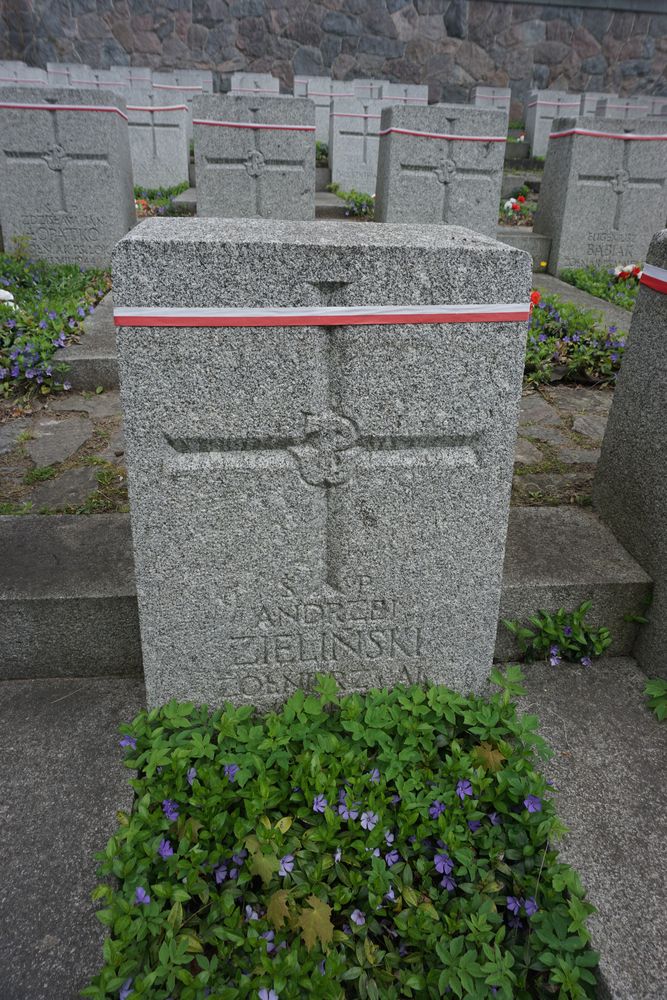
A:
2,1,666,116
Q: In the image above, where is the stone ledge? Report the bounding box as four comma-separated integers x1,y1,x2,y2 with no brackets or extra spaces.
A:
59,293,119,391
496,226,551,272
0,507,651,678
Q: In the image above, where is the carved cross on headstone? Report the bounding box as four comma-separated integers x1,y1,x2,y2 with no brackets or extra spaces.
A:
203,104,308,214
398,116,497,221
577,136,666,230
339,105,381,164
127,98,182,157
165,321,481,595
2,102,110,213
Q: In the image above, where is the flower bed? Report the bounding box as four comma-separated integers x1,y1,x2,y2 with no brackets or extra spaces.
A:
135,183,192,218
327,184,375,219
558,265,641,312
498,188,537,227
0,247,109,397
526,292,625,386
84,670,598,1000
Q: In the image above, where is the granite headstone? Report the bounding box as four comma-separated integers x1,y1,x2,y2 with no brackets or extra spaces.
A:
293,77,355,144
353,79,386,100
579,92,617,115
329,96,383,193
375,104,506,236
472,86,511,115
533,117,667,273
594,229,667,678
0,87,136,267
595,97,649,120
525,90,580,157
126,88,189,189
113,216,531,708
229,72,280,96
381,83,429,107
0,63,47,87
193,95,315,219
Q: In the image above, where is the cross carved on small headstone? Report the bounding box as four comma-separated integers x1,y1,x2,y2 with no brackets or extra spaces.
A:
576,133,666,230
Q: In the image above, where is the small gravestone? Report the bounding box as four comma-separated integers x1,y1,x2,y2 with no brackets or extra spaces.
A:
375,104,506,236
595,97,649,120
127,89,189,189
525,90,580,157
579,92,617,115
533,116,667,273
293,77,355,144
381,83,429,107
229,72,280,96
114,217,531,708
472,86,511,116
153,72,210,140
112,65,153,88
329,96,383,193
353,79,386,100
648,97,667,118
46,62,89,87
594,230,667,677
0,63,47,87
0,87,135,267
193,95,315,219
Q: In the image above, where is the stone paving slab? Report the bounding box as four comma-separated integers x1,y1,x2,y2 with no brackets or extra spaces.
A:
0,676,146,1000
520,658,667,1000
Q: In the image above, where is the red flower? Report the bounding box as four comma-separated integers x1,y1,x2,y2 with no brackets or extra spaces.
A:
530,291,541,305
517,195,526,203
512,203,521,211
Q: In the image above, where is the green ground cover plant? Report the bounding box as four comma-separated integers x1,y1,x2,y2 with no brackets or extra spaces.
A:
525,293,626,386
85,669,598,1000
499,187,537,227
644,678,667,722
316,142,329,165
327,183,375,219
503,602,612,667
559,265,640,312
134,183,191,218
0,244,109,397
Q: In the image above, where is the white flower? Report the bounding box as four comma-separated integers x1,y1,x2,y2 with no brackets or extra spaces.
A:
622,264,634,273
0,289,16,309
613,266,623,276
503,199,515,211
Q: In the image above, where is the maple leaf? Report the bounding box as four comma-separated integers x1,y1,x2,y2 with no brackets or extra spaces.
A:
298,895,334,952
245,834,280,887
267,890,290,930
472,741,506,773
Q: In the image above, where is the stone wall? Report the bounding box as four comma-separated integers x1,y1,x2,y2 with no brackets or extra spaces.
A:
2,1,666,116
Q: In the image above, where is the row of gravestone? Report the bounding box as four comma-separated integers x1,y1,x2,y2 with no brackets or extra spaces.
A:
0,84,665,275
110,215,667,708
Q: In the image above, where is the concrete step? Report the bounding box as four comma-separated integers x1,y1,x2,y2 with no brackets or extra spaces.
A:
60,294,119,391
3,660,664,999
534,272,632,334
496,226,551,272
0,507,651,678
519,657,667,1000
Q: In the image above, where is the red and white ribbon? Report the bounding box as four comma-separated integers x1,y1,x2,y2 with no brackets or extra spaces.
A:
526,99,580,108
550,127,667,141
193,118,315,132
600,102,649,111
231,86,280,94
153,83,203,91
640,263,667,294
0,101,128,120
379,126,505,142
307,90,355,98
331,112,382,120
476,94,510,103
127,104,188,113
380,96,428,104
114,302,530,329
0,75,46,84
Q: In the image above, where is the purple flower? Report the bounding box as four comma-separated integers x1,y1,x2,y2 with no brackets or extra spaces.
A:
312,794,327,813
68,317,76,328
214,863,228,884
581,656,592,667
77,306,86,318
334,847,342,863
429,799,446,819
135,886,150,905
488,812,501,826
456,779,473,800
158,838,173,859
89,305,95,314
39,319,47,329
52,333,66,348
63,381,71,391
525,896,539,917
563,626,573,637
47,310,57,320
232,850,247,866
468,820,481,832
119,735,136,750
538,333,548,342
384,830,394,846
360,810,378,831
508,915,523,930
385,849,400,867
224,763,239,782
119,978,133,1000
368,768,381,783
162,798,179,821
319,959,326,975
279,854,294,877
350,909,365,926
384,884,396,902
440,875,457,891
549,644,561,666
434,853,453,875
338,800,359,821
245,904,259,921
0,368,7,380
258,989,279,1000
506,896,523,915
391,794,401,805
261,929,275,954
524,795,542,813
187,766,197,785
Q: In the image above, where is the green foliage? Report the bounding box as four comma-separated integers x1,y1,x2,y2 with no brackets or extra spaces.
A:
23,465,57,485
644,678,667,722
525,293,626,386
85,672,598,999
316,141,329,164
559,265,639,312
508,120,524,131
0,246,109,397
499,190,536,226
327,183,375,218
503,602,612,665
134,182,191,217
